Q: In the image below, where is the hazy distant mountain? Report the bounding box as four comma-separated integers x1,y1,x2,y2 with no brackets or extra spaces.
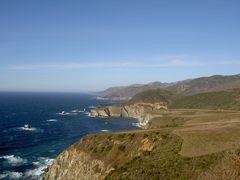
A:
97,74,240,99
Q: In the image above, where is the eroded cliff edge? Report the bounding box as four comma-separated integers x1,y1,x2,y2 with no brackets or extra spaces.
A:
45,131,161,180
90,102,168,126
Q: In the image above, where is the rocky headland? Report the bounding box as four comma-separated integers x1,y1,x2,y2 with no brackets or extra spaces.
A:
90,102,167,127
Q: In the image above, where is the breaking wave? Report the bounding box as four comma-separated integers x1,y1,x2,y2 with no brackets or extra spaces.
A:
0,171,23,179
18,127,37,131
132,122,142,128
0,155,27,166
24,157,54,179
46,119,58,122
101,129,110,132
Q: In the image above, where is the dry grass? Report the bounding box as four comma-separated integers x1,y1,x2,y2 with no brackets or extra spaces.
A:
175,125,240,157
65,109,240,179
147,110,240,157
197,150,240,180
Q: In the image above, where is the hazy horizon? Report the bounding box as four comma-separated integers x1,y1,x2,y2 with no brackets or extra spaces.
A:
1,0,240,92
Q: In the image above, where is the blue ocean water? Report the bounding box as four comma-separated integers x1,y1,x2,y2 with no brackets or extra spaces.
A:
0,92,139,179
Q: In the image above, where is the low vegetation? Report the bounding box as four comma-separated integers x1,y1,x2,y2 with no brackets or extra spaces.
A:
128,89,176,104
170,89,240,110
70,108,240,179
48,87,240,179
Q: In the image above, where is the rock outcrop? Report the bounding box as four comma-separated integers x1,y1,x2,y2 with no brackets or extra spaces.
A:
90,103,167,126
45,132,160,180
45,138,109,180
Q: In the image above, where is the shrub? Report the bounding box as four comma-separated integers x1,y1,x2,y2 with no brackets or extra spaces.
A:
161,133,169,139
143,134,149,138
143,151,151,156
118,134,125,139
105,145,112,152
128,133,135,139
118,145,126,151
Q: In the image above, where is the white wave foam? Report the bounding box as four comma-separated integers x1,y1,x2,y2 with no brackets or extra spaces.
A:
132,122,142,128
0,155,27,166
46,119,58,122
0,171,23,179
85,112,94,117
24,157,54,179
17,127,37,131
70,113,78,115
89,106,95,109
0,173,7,179
57,111,78,116
101,129,110,132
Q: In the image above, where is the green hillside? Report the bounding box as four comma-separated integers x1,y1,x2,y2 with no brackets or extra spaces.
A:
170,89,240,110
128,88,240,110
128,89,176,104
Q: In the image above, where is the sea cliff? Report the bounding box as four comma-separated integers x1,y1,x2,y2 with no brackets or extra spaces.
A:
44,138,108,180
44,131,160,180
90,102,167,126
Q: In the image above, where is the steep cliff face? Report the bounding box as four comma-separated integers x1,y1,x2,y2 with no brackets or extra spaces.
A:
45,132,161,180
45,138,109,180
90,103,167,126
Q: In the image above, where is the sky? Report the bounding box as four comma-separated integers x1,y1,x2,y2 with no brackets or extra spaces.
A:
0,0,240,92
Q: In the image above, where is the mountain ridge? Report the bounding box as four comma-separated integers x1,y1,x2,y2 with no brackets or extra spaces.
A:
97,74,240,99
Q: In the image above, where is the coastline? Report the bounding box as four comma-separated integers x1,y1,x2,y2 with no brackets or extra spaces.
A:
96,96,130,101
89,102,168,128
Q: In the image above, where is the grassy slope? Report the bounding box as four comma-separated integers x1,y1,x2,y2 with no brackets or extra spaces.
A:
104,110,240,179
78,129,228,180
127,88,240,110
170,89,240,110
82,88,240,179
128,89,176,104
64,108,240,179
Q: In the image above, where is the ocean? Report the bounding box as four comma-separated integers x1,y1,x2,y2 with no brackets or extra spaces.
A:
0,92,139,179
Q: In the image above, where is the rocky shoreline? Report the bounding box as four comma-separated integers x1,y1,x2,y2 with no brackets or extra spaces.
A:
90,102,168,127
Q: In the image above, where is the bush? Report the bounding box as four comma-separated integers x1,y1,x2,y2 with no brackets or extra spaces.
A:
105,145,112,152
118,134,125,139
118,145,126,151
143,151,151,156
161,133,169,139
128,133,135,139
143,134,149,138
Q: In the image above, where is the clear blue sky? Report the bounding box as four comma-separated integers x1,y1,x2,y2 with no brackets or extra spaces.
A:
1,0,240,92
